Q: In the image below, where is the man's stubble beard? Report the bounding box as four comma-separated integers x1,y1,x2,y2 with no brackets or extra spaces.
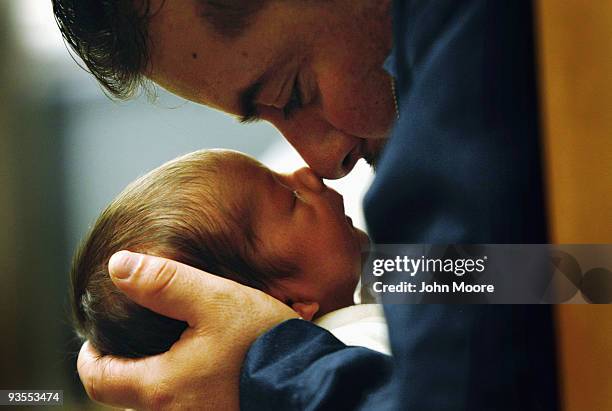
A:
363,137,388,172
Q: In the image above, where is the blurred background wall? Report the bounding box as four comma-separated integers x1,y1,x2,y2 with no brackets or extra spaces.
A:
0,1,372,408
536,1,612,410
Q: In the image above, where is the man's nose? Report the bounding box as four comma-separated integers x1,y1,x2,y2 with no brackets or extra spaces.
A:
272,110,360,179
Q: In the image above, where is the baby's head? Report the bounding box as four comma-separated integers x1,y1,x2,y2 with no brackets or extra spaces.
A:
71,149,368,357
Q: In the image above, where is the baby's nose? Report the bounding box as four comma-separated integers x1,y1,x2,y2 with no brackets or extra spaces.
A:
294,167,325,193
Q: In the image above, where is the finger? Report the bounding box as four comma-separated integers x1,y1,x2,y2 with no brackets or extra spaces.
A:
77,341,153,409
108,250,237,326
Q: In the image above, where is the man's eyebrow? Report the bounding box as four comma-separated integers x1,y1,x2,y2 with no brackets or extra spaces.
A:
238,80,264,123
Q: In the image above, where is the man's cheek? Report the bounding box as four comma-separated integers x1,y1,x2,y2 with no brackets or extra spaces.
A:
320,91,364,133
324,86,386,138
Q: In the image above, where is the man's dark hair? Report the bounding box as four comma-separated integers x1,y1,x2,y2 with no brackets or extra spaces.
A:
70,150,296,358
52,0,266,99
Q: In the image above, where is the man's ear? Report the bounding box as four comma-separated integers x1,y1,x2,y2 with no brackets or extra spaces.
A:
291,302,320,321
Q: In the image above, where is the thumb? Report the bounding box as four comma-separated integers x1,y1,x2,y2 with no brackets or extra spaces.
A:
108,250,233,327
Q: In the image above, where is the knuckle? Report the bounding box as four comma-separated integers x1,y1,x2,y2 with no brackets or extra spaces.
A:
153,260,179,296
77,349,101,402
83,374,99,402
83,360,109,403
147,381,175,410
141,258,179,297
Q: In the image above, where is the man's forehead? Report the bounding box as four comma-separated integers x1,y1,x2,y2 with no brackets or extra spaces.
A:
146,0,271,114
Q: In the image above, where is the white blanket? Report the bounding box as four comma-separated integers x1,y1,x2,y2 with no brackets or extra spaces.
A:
314,304,391,355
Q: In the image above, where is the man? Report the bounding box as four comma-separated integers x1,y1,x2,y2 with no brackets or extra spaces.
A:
54,0,558,409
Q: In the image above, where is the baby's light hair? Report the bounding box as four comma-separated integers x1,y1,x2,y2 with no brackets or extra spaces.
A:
70,149,297,358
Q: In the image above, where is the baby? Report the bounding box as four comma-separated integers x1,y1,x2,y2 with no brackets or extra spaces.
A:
71,149,371,358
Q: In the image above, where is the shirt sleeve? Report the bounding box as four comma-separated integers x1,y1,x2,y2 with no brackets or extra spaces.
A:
240,319,394,411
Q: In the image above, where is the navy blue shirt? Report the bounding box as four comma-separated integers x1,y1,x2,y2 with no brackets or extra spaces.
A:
241,1,558,409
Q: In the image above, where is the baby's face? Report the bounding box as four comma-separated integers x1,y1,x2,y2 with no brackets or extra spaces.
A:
223,153,369,318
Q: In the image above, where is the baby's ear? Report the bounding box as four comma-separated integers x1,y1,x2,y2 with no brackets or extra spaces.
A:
291,302,320,321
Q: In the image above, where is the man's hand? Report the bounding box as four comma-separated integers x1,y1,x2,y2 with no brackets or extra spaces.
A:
77,250,298,410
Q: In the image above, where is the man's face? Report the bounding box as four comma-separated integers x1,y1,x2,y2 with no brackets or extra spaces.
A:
147,0,394,178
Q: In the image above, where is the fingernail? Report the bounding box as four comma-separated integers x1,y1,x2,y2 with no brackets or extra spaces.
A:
109,250,139,279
